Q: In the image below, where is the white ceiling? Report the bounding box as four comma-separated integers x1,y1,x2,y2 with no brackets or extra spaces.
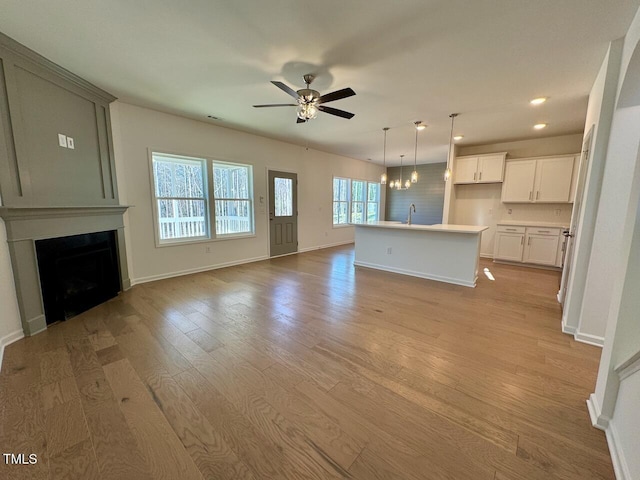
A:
1,0,639,165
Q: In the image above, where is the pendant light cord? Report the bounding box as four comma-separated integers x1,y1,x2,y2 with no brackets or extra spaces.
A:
447,114,458,170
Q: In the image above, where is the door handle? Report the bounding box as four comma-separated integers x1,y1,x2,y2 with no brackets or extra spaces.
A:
529,191,533,201
479,171,482,180
473,172,477,181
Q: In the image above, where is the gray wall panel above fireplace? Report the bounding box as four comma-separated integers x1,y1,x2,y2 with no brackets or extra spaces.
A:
0,32,118,207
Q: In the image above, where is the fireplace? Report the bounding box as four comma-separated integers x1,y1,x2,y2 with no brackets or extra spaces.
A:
0,205,130,335
35,231,120,324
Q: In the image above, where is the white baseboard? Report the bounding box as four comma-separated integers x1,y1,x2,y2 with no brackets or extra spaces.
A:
606,421,632,480
131,241,356,286
575,331,605,347
586,393,610,430
299,240,354,253
0,329,25,373
354,260,476,288
479,253,494,259
562,318,577,335
132,255,269,285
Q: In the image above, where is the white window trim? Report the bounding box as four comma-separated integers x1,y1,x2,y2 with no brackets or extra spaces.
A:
332,176,381,226
148,150,256,247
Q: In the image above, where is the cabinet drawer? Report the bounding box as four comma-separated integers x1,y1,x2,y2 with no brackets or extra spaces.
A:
527,227,560,236
497,225,525,234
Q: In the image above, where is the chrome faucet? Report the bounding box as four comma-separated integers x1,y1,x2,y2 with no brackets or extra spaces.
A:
407,203,416,225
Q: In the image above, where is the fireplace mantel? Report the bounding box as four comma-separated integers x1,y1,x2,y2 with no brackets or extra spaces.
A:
1,204,131,336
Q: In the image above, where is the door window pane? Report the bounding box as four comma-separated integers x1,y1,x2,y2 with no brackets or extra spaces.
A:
274,177,293,217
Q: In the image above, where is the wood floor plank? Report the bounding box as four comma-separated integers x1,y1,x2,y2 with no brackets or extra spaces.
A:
48,438,101,480
102,359,203,480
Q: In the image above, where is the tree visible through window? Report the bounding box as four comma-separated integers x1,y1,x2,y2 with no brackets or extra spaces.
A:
213,162,253,235
332,177,380,225
152,154,208,242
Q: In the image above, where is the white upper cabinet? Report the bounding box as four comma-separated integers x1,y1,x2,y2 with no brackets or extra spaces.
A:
454,153,506,184
502,155,577,203
501,160,536,202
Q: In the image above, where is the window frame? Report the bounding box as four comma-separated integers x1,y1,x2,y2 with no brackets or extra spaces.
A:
332,177,351,227
149,150,256,247
332,176,381,226
212,160,255,238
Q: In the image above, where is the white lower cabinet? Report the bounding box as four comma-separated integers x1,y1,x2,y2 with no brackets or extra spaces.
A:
494,225,562,267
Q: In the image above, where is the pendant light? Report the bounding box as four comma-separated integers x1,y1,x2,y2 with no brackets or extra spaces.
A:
411,121,424,183
395,155,410,190
444,113,458,181
380,127,389,185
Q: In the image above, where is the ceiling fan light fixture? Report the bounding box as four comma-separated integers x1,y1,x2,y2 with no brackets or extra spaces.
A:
296,101,318,120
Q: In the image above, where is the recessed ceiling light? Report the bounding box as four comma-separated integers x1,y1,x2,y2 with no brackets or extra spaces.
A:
534,123,547,130
453,135,464,141
530,97,547,105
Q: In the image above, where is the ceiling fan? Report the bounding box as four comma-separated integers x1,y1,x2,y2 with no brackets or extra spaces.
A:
253,74,356,123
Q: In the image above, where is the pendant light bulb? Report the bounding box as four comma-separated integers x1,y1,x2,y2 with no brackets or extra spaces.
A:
380,127,389,185
444,167,452,181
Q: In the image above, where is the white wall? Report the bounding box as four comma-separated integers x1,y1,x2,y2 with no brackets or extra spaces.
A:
562,40,624,340
0,217,24,369
578,5,640,478
110,102,384,284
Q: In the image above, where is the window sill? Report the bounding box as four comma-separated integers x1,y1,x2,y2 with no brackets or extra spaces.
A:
332,224,354,229
155,232,256,248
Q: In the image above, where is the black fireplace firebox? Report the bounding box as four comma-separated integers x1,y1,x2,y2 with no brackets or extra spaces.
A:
36,231,121,324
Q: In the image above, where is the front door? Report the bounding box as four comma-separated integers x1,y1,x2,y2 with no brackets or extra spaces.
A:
268,170,298,257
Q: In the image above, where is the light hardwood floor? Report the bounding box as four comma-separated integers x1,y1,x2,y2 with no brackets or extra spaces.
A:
0,245,613,479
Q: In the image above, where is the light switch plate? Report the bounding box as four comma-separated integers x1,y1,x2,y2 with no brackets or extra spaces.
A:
58,134,67,148
67,137,75,149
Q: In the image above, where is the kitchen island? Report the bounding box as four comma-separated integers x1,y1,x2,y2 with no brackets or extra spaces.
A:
353,221,488,287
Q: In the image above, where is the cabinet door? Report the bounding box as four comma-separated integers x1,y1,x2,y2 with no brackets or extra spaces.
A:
501,160,536,202
477,154,505,183
454,157,479,184
523,234,560,265
494,233,524,262
534,157,574,202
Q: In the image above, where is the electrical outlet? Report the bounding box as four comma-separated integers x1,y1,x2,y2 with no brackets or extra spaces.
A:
67,137,74,149
508,208,513,215
58,134,67,148
555,209,561,216
386,247,392,254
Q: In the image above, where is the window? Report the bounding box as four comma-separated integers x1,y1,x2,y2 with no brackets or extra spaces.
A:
366,182,380,222
351,180,366,224
333,177,350,225
332,177,380,225
151,152,255,245
152,153,208,243
213,162,253,236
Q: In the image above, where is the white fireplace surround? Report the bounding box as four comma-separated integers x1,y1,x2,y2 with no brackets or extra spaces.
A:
0,205,130,336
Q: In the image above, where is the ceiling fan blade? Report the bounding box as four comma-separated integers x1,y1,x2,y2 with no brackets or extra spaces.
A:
318,105,355,119
253,104,297,108
318,87,356,104
296,117,306,124
271,81,299,99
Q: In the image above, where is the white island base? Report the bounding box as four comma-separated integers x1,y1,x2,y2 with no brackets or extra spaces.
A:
353,221,488,287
